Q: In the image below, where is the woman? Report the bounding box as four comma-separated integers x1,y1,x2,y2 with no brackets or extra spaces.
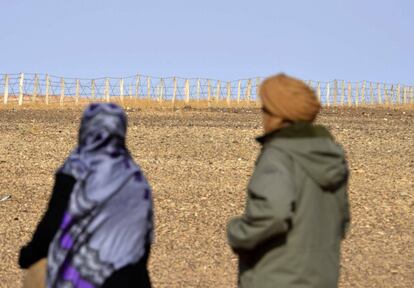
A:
19,103,154,288
227,74,351,288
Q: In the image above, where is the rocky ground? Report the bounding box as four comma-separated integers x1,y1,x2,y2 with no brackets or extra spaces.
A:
0,107,413,287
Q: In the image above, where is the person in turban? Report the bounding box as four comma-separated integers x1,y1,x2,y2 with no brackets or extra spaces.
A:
19,103,154,288
227,74,350,288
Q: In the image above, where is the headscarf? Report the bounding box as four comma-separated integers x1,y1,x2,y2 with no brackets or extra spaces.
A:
47,103,153,288
259,73,321,133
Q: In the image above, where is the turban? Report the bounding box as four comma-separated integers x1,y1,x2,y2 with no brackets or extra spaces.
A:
259,74,321,133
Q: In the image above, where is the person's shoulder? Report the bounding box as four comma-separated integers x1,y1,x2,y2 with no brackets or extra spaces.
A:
257,145,293,167
55,173,76,183
52,173,77,198
253,146,294,180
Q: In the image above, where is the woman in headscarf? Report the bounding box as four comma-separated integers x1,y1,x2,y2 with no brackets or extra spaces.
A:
227,74,351,288
19,103,154,288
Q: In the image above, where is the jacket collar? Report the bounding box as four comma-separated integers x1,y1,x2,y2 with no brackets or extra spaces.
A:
256,122,333,145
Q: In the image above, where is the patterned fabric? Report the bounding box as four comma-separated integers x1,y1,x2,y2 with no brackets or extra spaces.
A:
47,103,153,288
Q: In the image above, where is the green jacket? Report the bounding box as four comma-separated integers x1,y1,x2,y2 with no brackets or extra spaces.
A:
227,122,350,288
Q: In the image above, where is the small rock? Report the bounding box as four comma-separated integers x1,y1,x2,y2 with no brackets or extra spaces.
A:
0,195,11,202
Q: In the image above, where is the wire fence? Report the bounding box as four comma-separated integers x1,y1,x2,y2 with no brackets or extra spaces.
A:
1,73,413,106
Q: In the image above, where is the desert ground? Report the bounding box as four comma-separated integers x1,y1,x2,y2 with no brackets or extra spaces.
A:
0,106,413,287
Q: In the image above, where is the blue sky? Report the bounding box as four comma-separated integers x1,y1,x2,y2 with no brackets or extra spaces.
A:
1,0,413,83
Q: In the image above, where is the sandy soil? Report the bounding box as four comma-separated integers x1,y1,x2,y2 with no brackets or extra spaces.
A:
0,107,413,287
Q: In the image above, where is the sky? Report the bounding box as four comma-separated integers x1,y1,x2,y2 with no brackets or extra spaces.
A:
1,0,413,84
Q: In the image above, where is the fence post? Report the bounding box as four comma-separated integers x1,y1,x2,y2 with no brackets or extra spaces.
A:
172,77,177,106
45,74,50,105
316,81,321,102
245,79,252,101
333,80,338,106
146,77,151,101
406,87,409,104
248,79,252,101
3,74,8,105
341,80,345,105
377,83,381,104
326,82,330,107
347,82,352,106
75,79,80,105
391,85,395,104
355,82,359,106
237,80,241,103
185,79,190,104
18,73,24,106
159,78,165,103
60,77,65,106
256,77,260,100
91,79,96,101
105,78,110,102
402,86,406,104
207,80,211,103
135,75,140,99
161,79,165,103
226,81,231,107
120,78,124,103
405,86,409,104
155,81,159,102
196,78,200,101
361,80,366,105
411,86,414,104
32,73,39,102
369,82,373,105
397,84,401,104
155,84,159,102
215,80,221,102
129,83,133,99
384,84,389,105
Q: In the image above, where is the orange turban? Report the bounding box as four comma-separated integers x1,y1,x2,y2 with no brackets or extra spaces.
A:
259,74,321,133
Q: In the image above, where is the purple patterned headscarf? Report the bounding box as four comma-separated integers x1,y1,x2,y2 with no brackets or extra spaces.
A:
47,103,153,288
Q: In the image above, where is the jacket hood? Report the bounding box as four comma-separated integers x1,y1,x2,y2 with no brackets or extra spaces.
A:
258,123,348,191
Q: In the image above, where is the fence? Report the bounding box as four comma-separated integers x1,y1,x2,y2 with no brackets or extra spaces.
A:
1,73,413,106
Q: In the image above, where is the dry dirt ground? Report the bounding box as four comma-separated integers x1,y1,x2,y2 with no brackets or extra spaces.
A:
0,107,413,287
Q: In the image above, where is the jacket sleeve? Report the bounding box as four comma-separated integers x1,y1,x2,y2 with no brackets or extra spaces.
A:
18,173,76,269
342,194,351,239
340,171,351,239
227,148,296,251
